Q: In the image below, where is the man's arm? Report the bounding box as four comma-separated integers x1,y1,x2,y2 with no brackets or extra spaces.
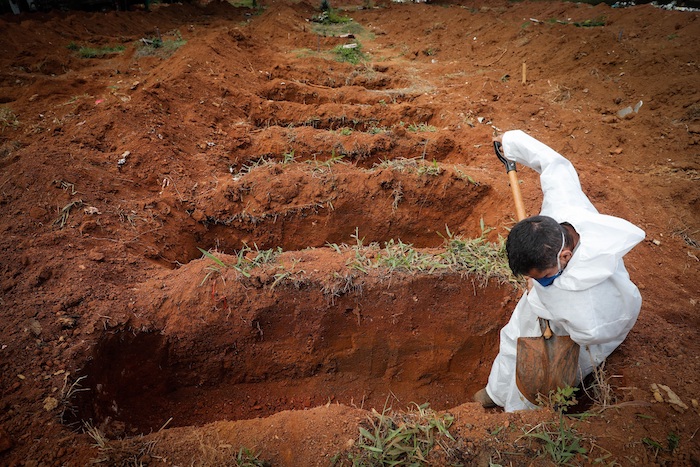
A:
501,130,598,216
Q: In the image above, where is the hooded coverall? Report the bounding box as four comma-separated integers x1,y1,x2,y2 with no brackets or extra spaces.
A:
485,130,645,412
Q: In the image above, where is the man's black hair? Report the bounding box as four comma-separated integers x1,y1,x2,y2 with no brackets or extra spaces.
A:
506,215,567,276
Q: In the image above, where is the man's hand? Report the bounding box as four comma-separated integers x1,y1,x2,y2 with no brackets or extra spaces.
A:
492,134,503,144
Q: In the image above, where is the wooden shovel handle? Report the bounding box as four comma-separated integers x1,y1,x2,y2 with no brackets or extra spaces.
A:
508,170,527,222
542,319,553,339
494,141,527,221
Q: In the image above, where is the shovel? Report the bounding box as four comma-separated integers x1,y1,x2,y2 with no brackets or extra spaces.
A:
494,140,580,406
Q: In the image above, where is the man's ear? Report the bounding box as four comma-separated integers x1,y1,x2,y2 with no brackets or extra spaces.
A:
560,249,573,266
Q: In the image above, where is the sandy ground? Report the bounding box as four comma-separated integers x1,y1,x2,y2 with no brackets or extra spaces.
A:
0,0,699,465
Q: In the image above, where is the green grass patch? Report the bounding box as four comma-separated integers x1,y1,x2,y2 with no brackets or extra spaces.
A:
77,45,125,59
407,122,437,133
231,447,270,466
312,8,352,25
136,30,186,59
332,42,367,64
198,245,282,284
229,0,259,7
311,20,365,37
546,16,606,27
345,223,516,286
573,16,606,27
336,403,456,466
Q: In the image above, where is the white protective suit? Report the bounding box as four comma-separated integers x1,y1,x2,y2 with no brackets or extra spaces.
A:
485,130,645,412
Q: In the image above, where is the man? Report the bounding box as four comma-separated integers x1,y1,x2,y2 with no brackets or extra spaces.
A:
474,130,645,412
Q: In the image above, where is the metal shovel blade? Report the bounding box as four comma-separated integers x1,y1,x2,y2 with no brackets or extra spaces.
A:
515,334,580,406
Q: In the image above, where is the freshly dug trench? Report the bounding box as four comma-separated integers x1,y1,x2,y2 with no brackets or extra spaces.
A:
72,252,517,437
190,162,490,258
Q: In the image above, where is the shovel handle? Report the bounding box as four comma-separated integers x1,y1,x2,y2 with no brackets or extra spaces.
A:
494,141,527,221
542,319,553,339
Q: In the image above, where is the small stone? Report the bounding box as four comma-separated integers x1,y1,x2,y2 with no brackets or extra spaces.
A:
29,319,42,337
29,207,47,219
87,250,105,262
58,317,76,329
43,397,58,411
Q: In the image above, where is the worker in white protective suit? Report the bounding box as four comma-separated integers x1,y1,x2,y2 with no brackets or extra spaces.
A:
473,130,645,412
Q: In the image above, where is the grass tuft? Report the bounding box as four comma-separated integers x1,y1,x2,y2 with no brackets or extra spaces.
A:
77,45,126,59
136,30,186,58
198,244,282,285
232,446,271,466
0,106,20,131
520,387,588,465
332,42,367,64
343,224,516,286
337,402,456,466
374,157,442,177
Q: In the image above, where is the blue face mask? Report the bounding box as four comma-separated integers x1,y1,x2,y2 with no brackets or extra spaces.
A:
534,232,566,287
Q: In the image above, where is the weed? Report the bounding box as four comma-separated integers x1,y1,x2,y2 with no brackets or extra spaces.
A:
250,244,282,266
0,106,20,131
342,402,456,465
322,271,362,302
313,9,352,24
77,45,125,59
58,374,89,425
230,0,261,8
454,168,479,186
283,150,296,164
667,432,680,453
66,41,79,51
642,437,664,457
374,157,441,176
378,239,447,273
581,360,617,409
407,122,436,132
231,156,274,178
643,432,680,458
338,127,353,136
270,271,291,290
136,29,186,58
86,425,159,466
54,200,84,228
368,125,388,134
339,224,515,286
346,228,374,273
84,421,108,449
305,150,347,173
521,387,587,465
416,159,441,176
232,447,270,466
391,181,403,212
333,43,367,65
439,223,516,286
574,16,606,28
198,244,282,285
523,419,587,465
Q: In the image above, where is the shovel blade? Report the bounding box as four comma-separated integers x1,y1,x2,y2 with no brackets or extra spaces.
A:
515,335,580,406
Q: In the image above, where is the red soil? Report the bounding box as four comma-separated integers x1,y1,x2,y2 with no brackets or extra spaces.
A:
0,0,698,465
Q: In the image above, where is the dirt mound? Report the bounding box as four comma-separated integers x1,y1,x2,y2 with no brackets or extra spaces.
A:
0,1,698,466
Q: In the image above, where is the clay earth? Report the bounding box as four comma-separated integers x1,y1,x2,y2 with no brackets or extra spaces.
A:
0,0,698,465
